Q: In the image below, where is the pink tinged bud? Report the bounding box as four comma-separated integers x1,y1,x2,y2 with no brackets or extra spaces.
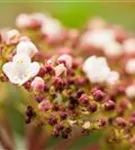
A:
31,76,45,92
88,103,97,112
130,117,135,125
119,98,131,109
92,89,105,101
57,54,73,69
115,117,127,127
106,71,120,85
38,67,46,77
38,99,52,112
79,93,89,104
53,77,65,89
98,118,106,127
54,64,67,76
104,100,115,111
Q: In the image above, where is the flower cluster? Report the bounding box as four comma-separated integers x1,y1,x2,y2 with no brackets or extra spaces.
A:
1,13,135,149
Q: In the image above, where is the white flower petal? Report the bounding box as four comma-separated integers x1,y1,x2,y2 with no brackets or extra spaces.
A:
106,71,120,85
125,59,135,74
16,41,38,58
28,62,40,78
13,53,31,64
83,55,111,83
2,62,14,81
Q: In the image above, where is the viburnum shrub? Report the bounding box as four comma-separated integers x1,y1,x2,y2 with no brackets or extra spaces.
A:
1,13,135,149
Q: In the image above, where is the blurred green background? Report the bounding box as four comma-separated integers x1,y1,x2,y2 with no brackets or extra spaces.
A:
0,1,135,149
0,1,135,31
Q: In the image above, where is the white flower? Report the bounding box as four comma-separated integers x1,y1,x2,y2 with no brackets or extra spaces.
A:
126,84,135,98
125,59,135,74
103,41,123,57
2,53,40,85
80,29,115,49
82,121,91,129
83,56,111,83
123,38,135,54
30,12,50,24
57,54,72,69
16,13,49,28
41,18,63,38
16,14,31,28
1,29,20,45
54,64,67,76
16,40,38,58
106,71,120,85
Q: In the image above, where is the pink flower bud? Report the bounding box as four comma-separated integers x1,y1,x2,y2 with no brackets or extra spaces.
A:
54,64,67,76
57,54,73,69
38,99,52,111
31,76,45,92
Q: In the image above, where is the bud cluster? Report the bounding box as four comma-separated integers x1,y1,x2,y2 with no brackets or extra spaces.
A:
0,13,135,149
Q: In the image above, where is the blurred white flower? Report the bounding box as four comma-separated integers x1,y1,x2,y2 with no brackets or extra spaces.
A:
82,121,91,129
83,56,111,83
126,84,135,98
103,41,123,57
2,54,40,85
16,40,38,58
106,71,120,85
16,14,31,28
41,18,63,39
16,13,50,28
1,29,20,45
80,29,115,49
57,54,72,69
125,59,135,74
54,64,67,76
123,38,135,54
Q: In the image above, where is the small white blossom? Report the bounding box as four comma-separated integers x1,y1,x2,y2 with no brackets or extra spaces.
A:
16,13,49,28
54,64,67,76
16,40,38,58
123,38,135,54
83,56,111,83
106,71,120,85
126,84,135,98
57,54,72,69
80,29,115,49
125,59,135,74
82,121,91,129
41,18,63,39
1,29,20,45
103,41,123,57
2,54,40,85
16,14,31,28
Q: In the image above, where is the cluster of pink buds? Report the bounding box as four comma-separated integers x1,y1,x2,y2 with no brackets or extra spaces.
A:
1,13,135,149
